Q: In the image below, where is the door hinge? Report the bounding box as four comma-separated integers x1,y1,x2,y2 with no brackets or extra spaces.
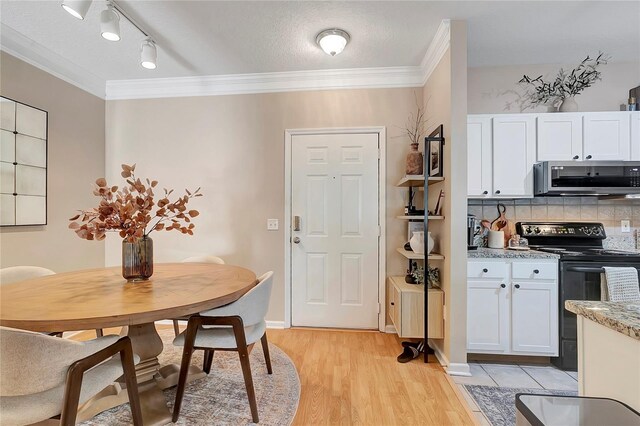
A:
378,149,381,159
377,225,381,237
377,303,381,314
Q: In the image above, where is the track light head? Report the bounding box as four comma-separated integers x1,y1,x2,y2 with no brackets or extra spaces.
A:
141,39,157,69
100,3,120,41
61,0,92,20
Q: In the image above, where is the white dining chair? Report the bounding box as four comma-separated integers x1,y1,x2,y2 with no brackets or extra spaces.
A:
172,271,274,423
0,266,104,338
0,326,142,426
171,255,226,337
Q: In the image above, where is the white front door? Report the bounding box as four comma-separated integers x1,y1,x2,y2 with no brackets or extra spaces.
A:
290,133,379,329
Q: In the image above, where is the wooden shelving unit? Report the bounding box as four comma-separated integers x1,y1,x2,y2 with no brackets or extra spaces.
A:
393,132,446,363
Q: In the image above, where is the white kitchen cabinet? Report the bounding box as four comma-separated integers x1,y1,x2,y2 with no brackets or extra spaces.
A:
467,116,493,197
467,258,559,356
492,115,536,198
511,281,558,354
467,278,510,352
583,113,631,160
631,112,640,161
536,113,583,161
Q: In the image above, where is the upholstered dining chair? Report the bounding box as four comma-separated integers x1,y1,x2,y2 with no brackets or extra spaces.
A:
172,271,274,423
0,266,104,338
0,327,143,426
171,255,226,337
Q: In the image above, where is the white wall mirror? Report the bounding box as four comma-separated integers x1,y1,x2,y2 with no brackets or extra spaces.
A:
0,96,47,226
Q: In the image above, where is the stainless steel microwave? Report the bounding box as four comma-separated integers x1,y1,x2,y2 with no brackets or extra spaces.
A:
534,161,640,196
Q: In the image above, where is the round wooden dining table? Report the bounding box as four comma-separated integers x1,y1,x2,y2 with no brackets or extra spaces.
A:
0,262,257,426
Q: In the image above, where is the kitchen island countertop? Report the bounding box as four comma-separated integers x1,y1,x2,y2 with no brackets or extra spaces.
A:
468,247,560,260
565,300,640,341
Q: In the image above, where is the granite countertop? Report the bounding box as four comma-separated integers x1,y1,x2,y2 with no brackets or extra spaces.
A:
468,247,560,259
565,300,640,341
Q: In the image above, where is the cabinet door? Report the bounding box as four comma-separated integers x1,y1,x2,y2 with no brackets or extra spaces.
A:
467,116,492,197
467,279,510,352
392,284,402,335
536,114,583,161
511,281,558,355
583,113,631,160
492,115,536,197
631,112,640,161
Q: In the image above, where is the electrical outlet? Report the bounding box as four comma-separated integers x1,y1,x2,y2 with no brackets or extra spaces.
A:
621,219,631,233
267,219,279,231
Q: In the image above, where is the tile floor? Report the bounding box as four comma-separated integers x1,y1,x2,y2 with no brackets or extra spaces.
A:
453,363,578,425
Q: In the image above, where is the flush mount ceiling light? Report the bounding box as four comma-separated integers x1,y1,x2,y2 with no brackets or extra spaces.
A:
100,3,120,41
61,0,92,20
140,39,157,69
316,28,350,56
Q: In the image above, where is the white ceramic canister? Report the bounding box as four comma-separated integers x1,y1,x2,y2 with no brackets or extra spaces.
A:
410,231,425,254
488,230,505,248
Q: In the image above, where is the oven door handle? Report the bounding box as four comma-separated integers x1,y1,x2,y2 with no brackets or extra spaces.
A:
565,266,640,273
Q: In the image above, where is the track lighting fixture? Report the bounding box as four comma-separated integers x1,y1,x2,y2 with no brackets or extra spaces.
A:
61,0,158,69
100,3,121,41
140,39,157,70
61,0,92,20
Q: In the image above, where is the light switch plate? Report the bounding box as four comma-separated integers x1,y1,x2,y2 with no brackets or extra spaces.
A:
621,219,631,233
267,219,279,231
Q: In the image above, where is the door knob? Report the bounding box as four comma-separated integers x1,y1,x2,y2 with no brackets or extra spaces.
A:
292,237,301,244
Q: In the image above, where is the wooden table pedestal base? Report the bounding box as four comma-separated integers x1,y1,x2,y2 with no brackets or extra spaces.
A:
75,323,205,425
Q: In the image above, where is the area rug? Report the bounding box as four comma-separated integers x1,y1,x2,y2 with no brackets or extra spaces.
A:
464,385,577,426
82,328,300,425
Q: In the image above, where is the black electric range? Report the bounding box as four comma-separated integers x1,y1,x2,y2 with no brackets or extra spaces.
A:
517,222,640,371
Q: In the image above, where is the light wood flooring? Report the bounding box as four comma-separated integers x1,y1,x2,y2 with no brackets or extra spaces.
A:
72,326,476,425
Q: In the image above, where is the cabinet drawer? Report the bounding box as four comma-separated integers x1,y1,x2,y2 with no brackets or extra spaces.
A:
468,261,508,279
512,262,557,280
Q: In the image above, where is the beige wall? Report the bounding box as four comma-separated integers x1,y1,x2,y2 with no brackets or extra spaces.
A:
105,87,421,322
468,61,640,114
0,52,105,272
422,20,468,369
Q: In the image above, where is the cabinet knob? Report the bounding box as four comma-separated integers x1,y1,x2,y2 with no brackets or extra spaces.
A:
533,269,540,274
500,283,506,288
514,284,521,289
482,268,488,273
586,155,593,160
495,190,501,194
390,302,394,306
483,190,488,195
573,155,579,160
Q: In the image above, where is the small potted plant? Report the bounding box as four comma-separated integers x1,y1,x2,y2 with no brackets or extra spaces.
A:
519,52,609,112
69,164,202,282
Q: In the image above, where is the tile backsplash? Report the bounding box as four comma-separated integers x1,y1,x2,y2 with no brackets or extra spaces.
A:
468,197,640,251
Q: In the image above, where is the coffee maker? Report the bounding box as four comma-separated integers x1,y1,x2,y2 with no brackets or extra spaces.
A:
467,214,479,250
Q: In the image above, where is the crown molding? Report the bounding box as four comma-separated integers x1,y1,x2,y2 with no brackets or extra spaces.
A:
1,18,451,101
420,19,451,85
105,66,424,100
0,23,106,99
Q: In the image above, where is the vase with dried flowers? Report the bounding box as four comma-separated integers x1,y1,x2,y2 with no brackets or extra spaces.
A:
402,94,429,175
69,164,202,282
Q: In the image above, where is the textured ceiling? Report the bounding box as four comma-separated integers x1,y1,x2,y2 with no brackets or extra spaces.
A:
1,1,639,82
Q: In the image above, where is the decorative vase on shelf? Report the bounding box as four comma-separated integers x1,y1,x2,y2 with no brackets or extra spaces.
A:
122,236,153,282
558,96,578,112
405,142,423,175
427,231,435,254
409,231,425,254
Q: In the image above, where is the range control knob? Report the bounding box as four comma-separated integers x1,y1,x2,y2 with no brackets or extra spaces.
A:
592,227,603,236
582,227,593,236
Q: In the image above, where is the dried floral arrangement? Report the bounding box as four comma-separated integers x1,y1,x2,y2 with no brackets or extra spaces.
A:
69,164,202,242
401,92,431,145
518,52,609,109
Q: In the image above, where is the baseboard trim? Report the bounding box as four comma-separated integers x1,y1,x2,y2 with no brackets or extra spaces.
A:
430,341,471,377
266,320,285,329
384,324,397,334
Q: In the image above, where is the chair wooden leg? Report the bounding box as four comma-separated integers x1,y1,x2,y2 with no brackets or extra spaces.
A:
60,369,83,426
172,321,198,422
173,320,181,337
203,349,214,374
121,341,143,425
234,327,259,423
95,329,103,337
260,332,273,375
